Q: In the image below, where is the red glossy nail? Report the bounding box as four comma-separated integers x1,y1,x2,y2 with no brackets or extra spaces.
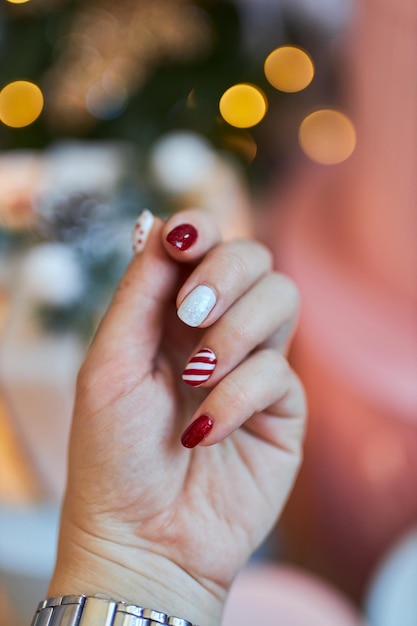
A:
181,415,213,448
166,224,198,251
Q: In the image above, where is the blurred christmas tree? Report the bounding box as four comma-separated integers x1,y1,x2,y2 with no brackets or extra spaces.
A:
0,1,248,150
0,0,339,339
0,0,337,167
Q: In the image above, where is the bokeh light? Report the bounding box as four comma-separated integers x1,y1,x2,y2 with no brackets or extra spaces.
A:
219,83,267,128
5,0,31,3
264,45,314,93
0,81,44,128
86,77,128,121
298,108,356,165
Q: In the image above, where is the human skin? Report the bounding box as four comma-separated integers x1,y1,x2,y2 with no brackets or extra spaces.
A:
47,208,306,626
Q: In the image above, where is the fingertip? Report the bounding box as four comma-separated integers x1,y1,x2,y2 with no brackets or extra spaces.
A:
180,414,214,448
132,209,155,255
162,208,222,261
166,223,198,252
99,212,179,367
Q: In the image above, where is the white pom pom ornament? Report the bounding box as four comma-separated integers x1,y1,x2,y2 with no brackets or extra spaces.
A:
149,131,218,195
20,243,83,306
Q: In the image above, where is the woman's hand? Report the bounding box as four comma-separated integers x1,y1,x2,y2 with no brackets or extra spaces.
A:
48,208,306,626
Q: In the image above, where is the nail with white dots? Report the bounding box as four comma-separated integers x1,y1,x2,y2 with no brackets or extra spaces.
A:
132,209,154,254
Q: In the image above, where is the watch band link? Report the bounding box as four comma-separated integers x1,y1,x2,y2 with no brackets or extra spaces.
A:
30,595,197,626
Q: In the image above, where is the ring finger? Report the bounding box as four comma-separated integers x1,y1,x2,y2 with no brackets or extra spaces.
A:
181,272,300,388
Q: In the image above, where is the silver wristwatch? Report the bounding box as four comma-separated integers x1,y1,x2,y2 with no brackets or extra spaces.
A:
30,594,199,626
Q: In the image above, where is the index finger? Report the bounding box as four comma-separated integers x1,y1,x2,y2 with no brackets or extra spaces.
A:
162,208,222,262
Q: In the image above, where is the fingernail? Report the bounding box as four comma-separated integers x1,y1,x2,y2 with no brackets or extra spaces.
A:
177,285,216,327
182,348,217,387
132,209,154,254
181,414,213,448
166,223,198,251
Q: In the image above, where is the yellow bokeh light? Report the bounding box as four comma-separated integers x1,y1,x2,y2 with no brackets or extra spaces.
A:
0,81,44,128
264,45,314,93
298,109,356,165
219,83,267,129
6,0,31,4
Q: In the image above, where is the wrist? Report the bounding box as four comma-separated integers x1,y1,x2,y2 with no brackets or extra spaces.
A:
33,595,201,626
48,519,225,626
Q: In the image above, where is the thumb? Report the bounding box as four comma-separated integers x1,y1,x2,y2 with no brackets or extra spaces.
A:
90,211,180,374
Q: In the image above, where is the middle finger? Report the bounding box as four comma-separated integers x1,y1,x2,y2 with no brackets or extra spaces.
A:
176,238,272,328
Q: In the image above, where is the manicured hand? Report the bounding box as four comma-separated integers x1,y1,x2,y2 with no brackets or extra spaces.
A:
49,208,306,626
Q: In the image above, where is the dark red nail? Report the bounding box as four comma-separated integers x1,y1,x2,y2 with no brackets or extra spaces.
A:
181,415,213,448
166,224,198,251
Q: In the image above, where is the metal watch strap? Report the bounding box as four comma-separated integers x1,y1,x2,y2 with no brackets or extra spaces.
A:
30,594,198,626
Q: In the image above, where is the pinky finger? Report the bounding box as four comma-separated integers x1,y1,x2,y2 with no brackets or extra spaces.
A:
181,350,306,448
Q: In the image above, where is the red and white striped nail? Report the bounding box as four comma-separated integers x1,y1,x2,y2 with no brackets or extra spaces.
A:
182,348,217,387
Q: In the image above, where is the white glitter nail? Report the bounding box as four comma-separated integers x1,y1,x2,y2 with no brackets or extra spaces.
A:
132,209,154,254
177,285,217,327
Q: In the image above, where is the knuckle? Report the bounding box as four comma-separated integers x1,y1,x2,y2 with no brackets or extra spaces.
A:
219,239,273,280
244,239,274,271
232,238,273,267
219,248,249,285
286,277,301,312
270,273,301,314
264,349,290,382
255,241,274,269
